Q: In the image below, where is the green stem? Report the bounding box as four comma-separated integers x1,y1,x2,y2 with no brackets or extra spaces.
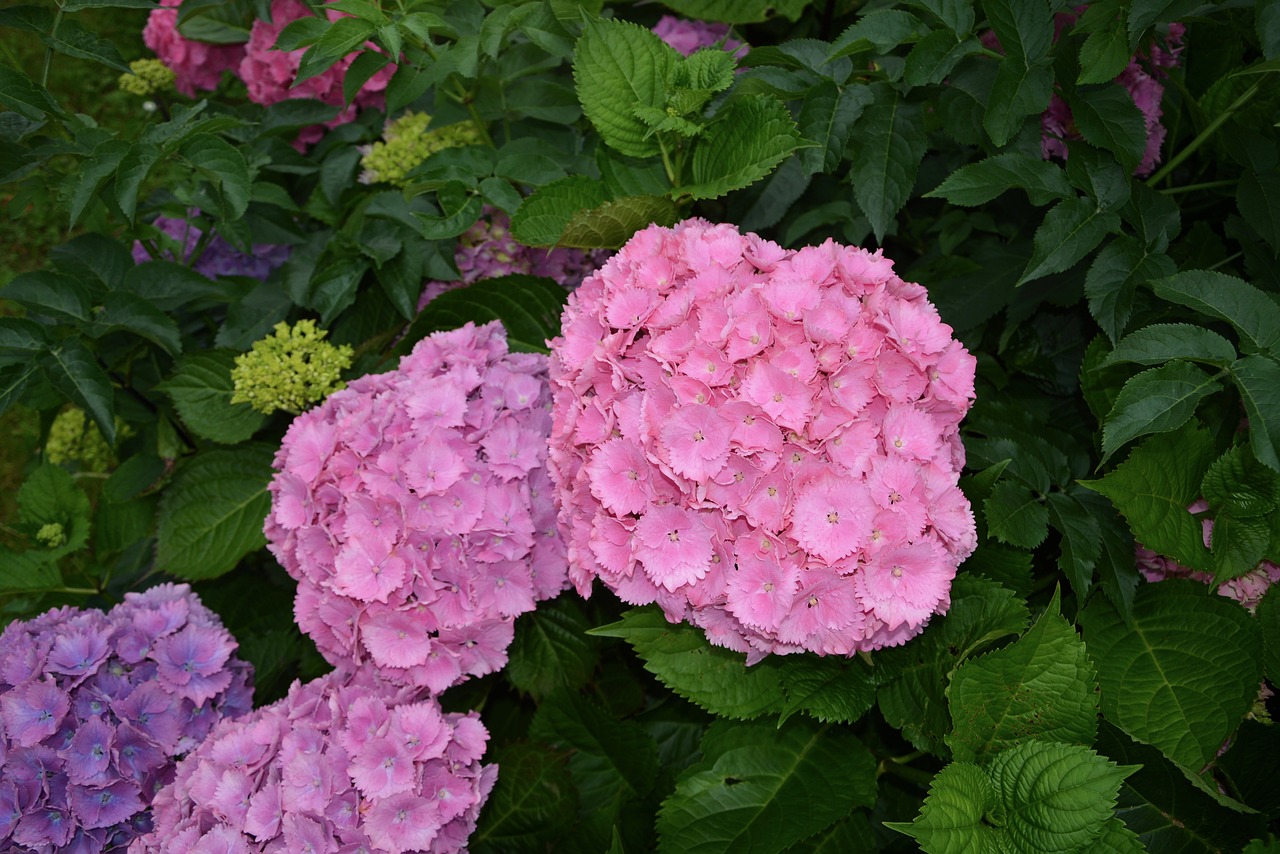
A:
465,100,495,148
657,135,678,187
41,4,65,89
1207,251,1243,272
1146,78,1265,186
977,46,1004,61
877,758,935,788
1159,179,1238,195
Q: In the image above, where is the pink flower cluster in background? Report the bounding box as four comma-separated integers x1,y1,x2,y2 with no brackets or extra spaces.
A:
131,666,495,854
651,14,746,58
142,0,245,97
1136,499,1280,610
131,214,292,281
418,208,610,311
265,321,567,691
0,585,252,854
548,219,977,660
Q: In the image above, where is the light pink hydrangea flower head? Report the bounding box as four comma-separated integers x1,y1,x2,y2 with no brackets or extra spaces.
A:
651,15,747,59
143,0,246,97
1136,499,1280,611
548,219,978,660
131,666,496,854
266,321,567,691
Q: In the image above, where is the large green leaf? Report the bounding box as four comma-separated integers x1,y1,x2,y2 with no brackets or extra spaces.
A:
1101,360,1222,461
983,0,1052,63
589,606,787,720
947,594,1099,763
1081,422,1215,572
828,10,927,60
775,655,875,725
18,463,92,555
90,292,182,357
0,549,63,595
2,271,93,324
39,339,117,446
181,135,251,220
0,62,65,121
983,480,1048,549
1232,354,1280,472
984,56,1054,147
506,597,599,701
156,350,267,444
1046,491,1102,598
471,742,577,854
1201,446,1280,519
925,152,1072,207
1020,196,1121,285
530,692,660,803
848,84,926,243
796,82,872,177
1068,84,1147,175
653,0,811,23
397,275,568,356
1151,271,1280,355
559,194,680,249
155,445,274,580
1259,586,1280,684
1106,323,1238,368
39,18,131,73
684,94,800,200
1080,580,1265,773
1084,238,1175,344
656,719,877,854
1237,169,1280,253
573,17,677,159
510,175,611,248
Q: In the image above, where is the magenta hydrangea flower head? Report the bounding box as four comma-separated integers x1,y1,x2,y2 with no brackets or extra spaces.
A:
239,0,396,145
142,0,246,97
1136,499,1280,611
548,219,978,661
131,214,291,281
651,15,747,59
131,666,496,854
0,584,252,854
418,208,611,311
265,321,568,691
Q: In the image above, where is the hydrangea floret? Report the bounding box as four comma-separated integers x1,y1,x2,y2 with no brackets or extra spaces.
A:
230,320,354,416
131,214,291,281
45,407,113,472
142,0,245,97
118,59,176,97
131,666,496,854
417,207,610,311
1136,499,1280,610
0,584,252,853
359,112,486,188
651,15,747,58
264,321,568,691
548,219,978,660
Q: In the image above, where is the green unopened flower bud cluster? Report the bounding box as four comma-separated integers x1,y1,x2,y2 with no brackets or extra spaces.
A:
119,58,176,96
231,320,353,415
45,408,113,472
36,522,66,549
359,112,486,188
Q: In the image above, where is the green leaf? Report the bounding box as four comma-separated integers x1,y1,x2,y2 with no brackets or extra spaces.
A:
1129,0,1203,43
656,718,877,854
947,594,1099,763
902,31,979,87
0,317,48,356
1046,491,1102,598
848,84,926,243
510,175,610,248
573,17,677,159
829,10,927,59
983,0,1052,63
176,0,254,43
1080,579,1265,772
589,606,786,720
1232,354,1280,472
0,62,64,121
471,742,577,854
683,95,800,200
123,260,223,312
2,271,92,324
1079,818,1145,853
530,692,660,802
984,480,1048,549
18,463,92,554
877,575,1029,755
181,135,251,220
399,275,567,356
0,549,62,595
70,139,129,228
90,292,182,357
115,142,164,223
39,339,116,446
653,0,811,24
1079,491,1140,623
892,742,1135,853
1259,586,1280,684
1202,446,1280,518
506,598,598,701
796,82,872,178
559,194,681,249
1078,17,1134,84
1084,237,1175,344
1082,422,1214,572
1106,323,1237,368
1151,271,1280,355
62,0,161,8
983,56,1053,147
155,445,274,580
156,350,267,444
1020,196,1121,285
1101,361,1222,461
39,18,131,73
925,152,1072,207
907,0,975,36
1210,514,1271,580
1067,84,1148,175
414,185,483,241
1236,169,1280,253
775,655,875,725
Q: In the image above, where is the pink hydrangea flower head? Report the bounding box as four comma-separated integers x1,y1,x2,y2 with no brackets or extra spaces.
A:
0,585,252,854
651,15,747,59
266,321,568,690
143,0,245,97
549,219,977,659
131,667,496,854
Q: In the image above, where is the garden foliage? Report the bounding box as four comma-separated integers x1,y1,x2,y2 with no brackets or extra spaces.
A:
1,0,1279,851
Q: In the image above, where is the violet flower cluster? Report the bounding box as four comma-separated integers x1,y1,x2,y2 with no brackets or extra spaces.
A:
548,219,978,660
0,585,252,853
1136,500,1280,611
131,666,496,854
651,15,746,58
418,208,610,311
265,321,568,692
132,215,291,281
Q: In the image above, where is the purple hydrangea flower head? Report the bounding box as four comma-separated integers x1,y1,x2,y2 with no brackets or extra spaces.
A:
131,214,291,281
652,14,747,59
0,584,252,853
265,321,569,691
132,666,496,854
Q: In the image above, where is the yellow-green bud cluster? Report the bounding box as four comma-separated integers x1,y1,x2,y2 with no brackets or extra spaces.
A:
36,522,66,549
360,112,486,188
45,408,113,472
230,320,354,415
119,58,176,96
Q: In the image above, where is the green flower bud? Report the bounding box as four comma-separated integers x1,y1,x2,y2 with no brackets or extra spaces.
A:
36,522,66,549
359,112,486,188
230,320,354,415
45,408,113,472
119,58,177,97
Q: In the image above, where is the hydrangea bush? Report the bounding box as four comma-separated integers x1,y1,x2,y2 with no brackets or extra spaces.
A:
3,1,1280,852
0,585,252,853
